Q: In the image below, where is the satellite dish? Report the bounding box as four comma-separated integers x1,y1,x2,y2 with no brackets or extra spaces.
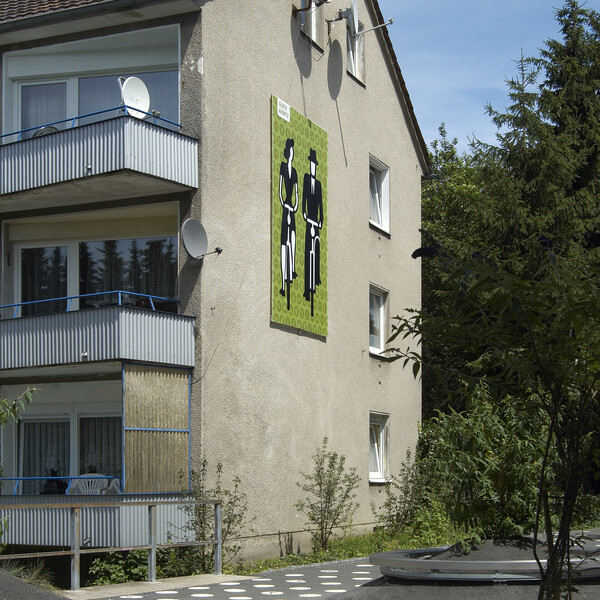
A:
119,76,150,119
181,218,209,259
32,125,60,138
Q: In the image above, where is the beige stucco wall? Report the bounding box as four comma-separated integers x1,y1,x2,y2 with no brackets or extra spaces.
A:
181,0,423,556
0,0,423,559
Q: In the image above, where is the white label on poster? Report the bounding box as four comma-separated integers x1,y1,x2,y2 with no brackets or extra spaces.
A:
277,98,290,122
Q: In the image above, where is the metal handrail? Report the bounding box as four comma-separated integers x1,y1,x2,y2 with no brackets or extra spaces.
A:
0,105,182,142
0,290,179,319
0,499,222,590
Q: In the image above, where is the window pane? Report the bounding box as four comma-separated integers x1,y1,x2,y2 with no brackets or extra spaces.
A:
369,424,380,474
21,82,66,138
21,247,67,316
78,71,178,127
347,25,356,75
369,169,382,224
78,75,122,124
79,237,177,311
369,292,382,349
80,417,122,476
22,421,70,495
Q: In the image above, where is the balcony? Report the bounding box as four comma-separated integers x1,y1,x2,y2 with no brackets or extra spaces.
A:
0,292,195,370
0,113,198,212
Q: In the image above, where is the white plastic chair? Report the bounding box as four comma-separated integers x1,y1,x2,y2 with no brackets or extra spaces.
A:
69,475,108,495
103,478,121,495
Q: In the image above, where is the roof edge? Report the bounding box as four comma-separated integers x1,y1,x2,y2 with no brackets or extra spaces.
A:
370,0,431,172
0,0,200,35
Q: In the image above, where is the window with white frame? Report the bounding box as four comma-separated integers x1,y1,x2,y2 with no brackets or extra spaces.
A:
3,26,179,138
1,380,123,496
369,413,389,481
347,20,365,81
369,285,388,354
7,205,179,317
19,416,122,494
369,156,390,232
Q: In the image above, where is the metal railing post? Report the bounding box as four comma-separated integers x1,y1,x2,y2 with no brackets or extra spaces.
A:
70,506,80,590
214,502,222,575
148,504,157,582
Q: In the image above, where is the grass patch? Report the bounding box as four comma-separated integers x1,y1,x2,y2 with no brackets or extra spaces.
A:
225,528,462,576
1,559,57,592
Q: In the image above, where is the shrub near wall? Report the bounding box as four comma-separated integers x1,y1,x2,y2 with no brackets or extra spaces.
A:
417,383,549,539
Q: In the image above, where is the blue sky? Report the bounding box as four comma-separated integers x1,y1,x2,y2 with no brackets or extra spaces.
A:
377,0,574,154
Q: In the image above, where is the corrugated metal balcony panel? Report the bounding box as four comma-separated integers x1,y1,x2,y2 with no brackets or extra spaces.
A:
0,494,187,547
0,117,198,196
117,308,195,365
0,306,195,370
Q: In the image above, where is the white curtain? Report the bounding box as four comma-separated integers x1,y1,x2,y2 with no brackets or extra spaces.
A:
22,421,70,494
79,417,122,476
21,82,66,137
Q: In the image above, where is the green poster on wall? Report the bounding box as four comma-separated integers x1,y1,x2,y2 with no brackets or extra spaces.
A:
271,96,328,337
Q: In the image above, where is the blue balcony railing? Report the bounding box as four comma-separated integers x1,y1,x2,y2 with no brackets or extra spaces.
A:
0,290,179,319
0,105,181,144
1,475,121,496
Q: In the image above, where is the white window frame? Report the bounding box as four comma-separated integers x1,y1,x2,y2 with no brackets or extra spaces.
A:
14,240,79,314
369,412,389,482
3,25,180,136
8,205,178,315
369,155,390,233
0,381,122,494
347,20,365,81
369,284,388,355
17,413,122,493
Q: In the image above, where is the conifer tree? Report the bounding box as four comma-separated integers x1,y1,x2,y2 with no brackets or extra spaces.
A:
397,3,600,598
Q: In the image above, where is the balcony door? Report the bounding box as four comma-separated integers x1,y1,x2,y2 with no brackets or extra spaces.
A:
18,416,122,495
20,245,68,316
16,236,177,317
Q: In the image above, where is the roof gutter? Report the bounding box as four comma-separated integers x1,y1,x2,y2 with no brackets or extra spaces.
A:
0,0,201,36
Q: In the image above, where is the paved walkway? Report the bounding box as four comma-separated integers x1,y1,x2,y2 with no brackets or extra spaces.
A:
58,558,381,600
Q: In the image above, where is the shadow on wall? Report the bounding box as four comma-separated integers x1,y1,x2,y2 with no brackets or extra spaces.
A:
290,10,312,79
327,39,343,100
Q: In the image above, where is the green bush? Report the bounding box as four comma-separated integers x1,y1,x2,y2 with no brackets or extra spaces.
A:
88,460,249,585
372,450,424,537
177,459,250,573
295,438,360,552
417,384,550,538
374,382,553,541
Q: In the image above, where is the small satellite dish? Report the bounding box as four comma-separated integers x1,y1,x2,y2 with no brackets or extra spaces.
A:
119,76,150,119
181,218,209,259
32,125,60,138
